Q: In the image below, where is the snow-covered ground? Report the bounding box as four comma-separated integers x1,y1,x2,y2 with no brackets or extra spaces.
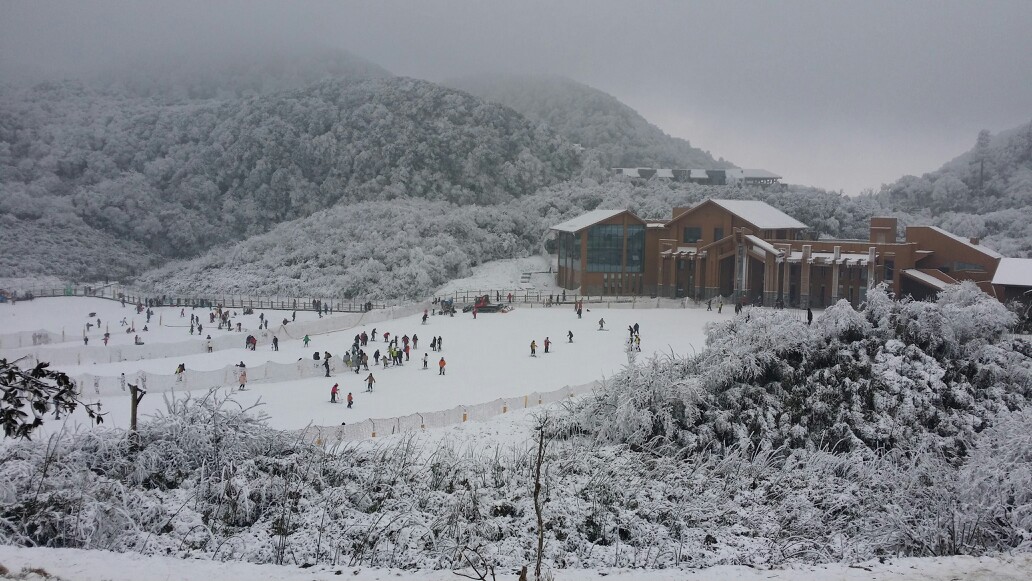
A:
433,255,558,295
2,293,753,433
2,532,1030,581
11,263,1024,581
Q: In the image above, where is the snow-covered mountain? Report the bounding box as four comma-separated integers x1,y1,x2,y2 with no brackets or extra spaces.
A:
872,120,1032,256
446,73,731,169
0,65,580,281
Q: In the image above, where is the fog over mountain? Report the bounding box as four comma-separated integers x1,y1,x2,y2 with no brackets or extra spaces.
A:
4,1,1031,194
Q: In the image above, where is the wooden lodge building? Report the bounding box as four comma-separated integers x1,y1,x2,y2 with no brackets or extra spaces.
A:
551,199,1032,306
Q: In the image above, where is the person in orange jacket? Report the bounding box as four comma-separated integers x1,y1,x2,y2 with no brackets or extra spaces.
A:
438,357,447,375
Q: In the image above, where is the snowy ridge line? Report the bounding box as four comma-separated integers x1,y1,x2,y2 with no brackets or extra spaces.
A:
1,302,429,367
300,380,600,445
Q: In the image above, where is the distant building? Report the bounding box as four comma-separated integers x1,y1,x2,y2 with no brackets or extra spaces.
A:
550,199,1032,306
612,167,782,186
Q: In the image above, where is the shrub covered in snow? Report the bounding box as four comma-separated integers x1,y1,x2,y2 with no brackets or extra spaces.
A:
577,283,1030,458
2,283,1031,570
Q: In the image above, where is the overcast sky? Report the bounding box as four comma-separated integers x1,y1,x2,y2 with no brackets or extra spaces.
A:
3,1,1031,194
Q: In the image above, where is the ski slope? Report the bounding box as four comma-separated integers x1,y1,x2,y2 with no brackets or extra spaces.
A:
3,294,761,433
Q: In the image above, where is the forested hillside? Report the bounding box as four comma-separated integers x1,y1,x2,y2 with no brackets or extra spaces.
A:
1,71,580,280
873,121,1032,256
446,73,731,169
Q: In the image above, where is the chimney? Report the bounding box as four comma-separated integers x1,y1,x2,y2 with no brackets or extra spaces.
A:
969,237,979,245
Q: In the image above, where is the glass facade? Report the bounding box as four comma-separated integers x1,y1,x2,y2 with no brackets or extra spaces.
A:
587,224,625,272
625,225,644,273
558,231,581,272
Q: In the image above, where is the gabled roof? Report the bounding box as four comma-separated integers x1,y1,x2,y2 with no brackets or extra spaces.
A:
549,209,635,234
992,257,1032,287
925,226,1003,259
671,199,807,230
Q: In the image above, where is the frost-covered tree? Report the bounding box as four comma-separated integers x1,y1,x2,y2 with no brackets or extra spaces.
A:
0,358,104,439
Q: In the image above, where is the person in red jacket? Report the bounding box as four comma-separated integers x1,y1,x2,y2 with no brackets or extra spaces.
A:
330,383,339,403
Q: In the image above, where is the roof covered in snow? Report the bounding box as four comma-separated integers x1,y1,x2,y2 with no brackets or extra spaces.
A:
549,209,631,233
925,226,1003,259
742,169,782,179
708,199,808,230
902,269,951,291
992,257,1032,287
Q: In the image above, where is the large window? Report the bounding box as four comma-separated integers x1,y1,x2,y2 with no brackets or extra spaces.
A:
587,224,625,273
626,225,645,273
954,261,984,272
558,231,581,271
714,227,725,240
884,259,895,282
683,226,702,243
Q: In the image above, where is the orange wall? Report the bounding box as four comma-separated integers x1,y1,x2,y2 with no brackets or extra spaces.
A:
905,226,999,283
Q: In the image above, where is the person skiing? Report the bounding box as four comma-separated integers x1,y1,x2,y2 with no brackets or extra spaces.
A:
544,337,551,354
303,335,310,348
439,357,446,375
717,297,723,314
577,307,582,319
430,337,437,351
635,335,641,351
530,340,537,357
272,336,279,351
598,318,605,331
568,330,574,343
365,373,376,392
423,353,428,369
437,336,443,350
330,383,339,403
347,392,353,408
412,334,418,349
206,337,213,353
238,368,247,390
707,298,712,311
633,322,639,336
83,336,89,345
323,356,331,377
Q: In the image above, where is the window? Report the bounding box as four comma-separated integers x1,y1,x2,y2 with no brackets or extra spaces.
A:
884,259,895,282
625,225,645,273
559,232,582,271
714,227,724,240
683,226,702,243
586,224,624,273
954,261,984,272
